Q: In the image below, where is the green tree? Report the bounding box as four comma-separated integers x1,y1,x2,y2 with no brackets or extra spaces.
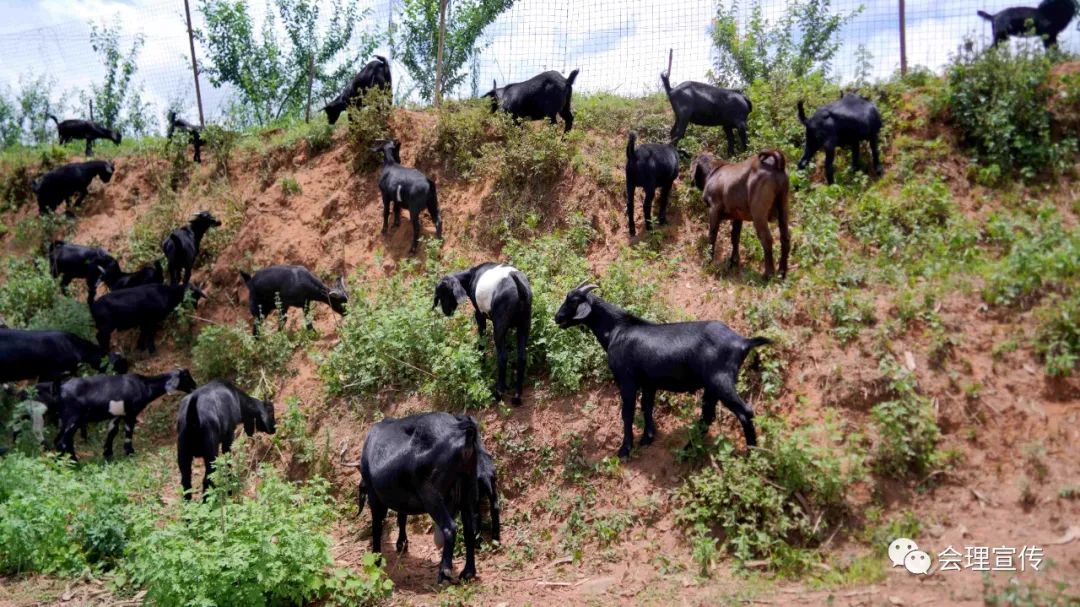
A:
398,0,514,102
196,0,377,127
710,0,861,87
82,21,153,133
18,75,61,146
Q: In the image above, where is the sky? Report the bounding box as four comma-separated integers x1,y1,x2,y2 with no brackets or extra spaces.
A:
0,0,1075,131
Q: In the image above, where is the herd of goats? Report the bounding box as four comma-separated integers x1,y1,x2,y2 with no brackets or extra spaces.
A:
1,0,1076,584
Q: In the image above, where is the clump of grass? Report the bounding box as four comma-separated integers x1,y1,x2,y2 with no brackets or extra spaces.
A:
1033,292,1079,377
280,176,302,196
191,321,307,397
0,257,94,340
347,86,394,173
431,98,503,178
870,356,942,478
203,125,238,179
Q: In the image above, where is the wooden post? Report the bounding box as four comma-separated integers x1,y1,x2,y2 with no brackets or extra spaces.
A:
434,0,448,106
899,0,908,76
667,48,673,79
184,0,206,127
89,99,93,120
304,54,315,123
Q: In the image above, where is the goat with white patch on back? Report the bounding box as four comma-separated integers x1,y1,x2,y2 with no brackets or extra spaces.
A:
434,263,532,406
240,265,348,335
554,282,770,459
53,368,197,461
625,132,680,236
32,160,115,216
372,139,442,253
176,380,276,500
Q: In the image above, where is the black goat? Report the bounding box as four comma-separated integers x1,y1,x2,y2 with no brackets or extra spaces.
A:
483,69,580,132
176,380,276,500
32,160,114,216
323,55,392,125
47,115,122,156
434,263,532,406
661,71,752,154
625,132,679,236
161,210,221,284
554,282,770,458
372,139,442,253
47,241,119,306
90,283,204,353
392,444,501,554
53,368,196,461
978,0,1078,48
166,111,204,163
240,265,348,335
0,328,127,383
797,93,883,185
355,412,483,583
103,260,165,292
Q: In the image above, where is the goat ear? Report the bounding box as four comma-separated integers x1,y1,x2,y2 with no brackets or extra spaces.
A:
165,374,181,394
450,278,468,304
336,275,347,295
572,301,592,321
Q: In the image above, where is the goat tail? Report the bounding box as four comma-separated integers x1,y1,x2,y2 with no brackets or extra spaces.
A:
797,101,808,126
46,113,59,127
374,54,389,65
757,149,786,172
357,480,367,516
239,270,252,284
977,10,993,20
741,91,753,114
626,131,637,161
566,68,580,86
510,270,533,311
746,336,772,350
185,393,200,427
660,71,673,96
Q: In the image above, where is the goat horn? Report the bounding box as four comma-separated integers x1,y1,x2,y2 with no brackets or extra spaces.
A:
579,283,599,294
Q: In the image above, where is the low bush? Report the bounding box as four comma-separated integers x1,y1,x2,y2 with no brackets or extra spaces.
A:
1034,291,1079,377
203,125,238,179
982,212,1078,308
676,417,864,574
348,86,394,173
431,98,503,178
870,357,942,478
0,257,94,339
191,321,307,396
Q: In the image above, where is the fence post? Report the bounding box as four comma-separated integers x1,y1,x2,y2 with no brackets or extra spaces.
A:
305,54,315,123
899,0,908,76
184,0,206,127
434,0,448,106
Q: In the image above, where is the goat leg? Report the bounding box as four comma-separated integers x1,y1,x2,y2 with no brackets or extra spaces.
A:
617,382,638,458
639,388,657,446
396,512,409,553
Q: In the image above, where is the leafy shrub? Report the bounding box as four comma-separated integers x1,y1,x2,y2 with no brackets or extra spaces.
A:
828,289,875,344
0,257,94,339
203,124,238,178
432,98,503,177
982,213,1078,308
123,470,392,607
870,357,941,477
348,86,394,173
0,454,160,575
1034,291,1079,377
192,321,306,396
574,92,670,141
942,42,1076,180
676,417,863,573
126,183,185,267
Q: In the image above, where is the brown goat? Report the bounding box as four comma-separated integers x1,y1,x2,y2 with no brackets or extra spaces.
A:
691,150,791,279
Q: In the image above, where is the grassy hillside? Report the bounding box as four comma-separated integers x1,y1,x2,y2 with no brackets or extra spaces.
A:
1,48,1078,606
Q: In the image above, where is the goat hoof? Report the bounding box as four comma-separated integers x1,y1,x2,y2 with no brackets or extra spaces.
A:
396,539,408,553
617,446,631,460
511,396,522,407
437,570,454,585
640,434,655,446
459,566,476,581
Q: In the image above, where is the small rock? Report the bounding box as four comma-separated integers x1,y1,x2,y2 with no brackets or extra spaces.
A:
578,576,615,595
928,524,945,538
888,596,904,606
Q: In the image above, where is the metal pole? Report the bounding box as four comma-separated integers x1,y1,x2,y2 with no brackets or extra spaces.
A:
305,54,315,123
899,0,908,76
667,48,673,78
184,0,206,127
434,0,448,106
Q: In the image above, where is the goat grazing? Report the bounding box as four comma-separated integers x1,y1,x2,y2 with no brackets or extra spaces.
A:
554,282,770,458
240,265,348,335
161,210,221,284
90,283,204,353
47,115,122,156
323,55,392,125
372,139,442,253
176,380,276,500
354,412,483,583
625,132,679,236
166,111,204,163
661,71,752,154
0,328,127,383
483,69,580,132
47,240,119,305
53,368,196,461
691,150,791,279
102,260,164,292
32,160,114,216
434,263,532,405
978,0,1078,48
797,93,883,185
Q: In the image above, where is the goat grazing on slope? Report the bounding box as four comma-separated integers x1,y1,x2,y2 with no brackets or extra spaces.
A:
555,282,770,459
102,260,165,292
372,139,442,253
0,328,127,383
797,93,883,185
692,150,791,280
240,265,348,335
483,69,580,132
661,71,752,154
161,210,221,284
90,283,205,353
625,132,679,236
47,115,122,156
166,111,204,163
47,241,119,305
322,56,392,125
434,263,532,406
978,0,1078,48
32,160,114,216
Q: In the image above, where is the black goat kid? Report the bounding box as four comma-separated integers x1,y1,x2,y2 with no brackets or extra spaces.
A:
166,111,204,163
434,263,532,405
48,241,119,305
797,93,883,185
47,115,122,156
32,160,114,216
91,283,205,352
54,368,196,461
240,265,348,335
625,132,679,236
176,381,276,500
162,210,221,284
555,282,770,458
372,139,442,253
